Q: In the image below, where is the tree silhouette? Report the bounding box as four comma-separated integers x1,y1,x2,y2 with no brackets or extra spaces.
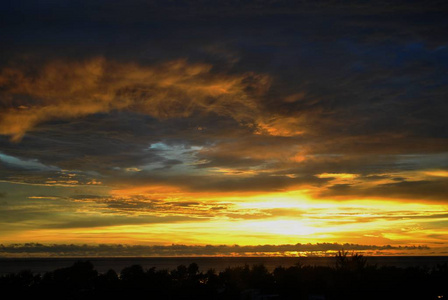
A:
1,256,447,300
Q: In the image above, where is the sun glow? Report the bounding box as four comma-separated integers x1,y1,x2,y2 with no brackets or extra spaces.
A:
240,220,318,236
2,182,446,251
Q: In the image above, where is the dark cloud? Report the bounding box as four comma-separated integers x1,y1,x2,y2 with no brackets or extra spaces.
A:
42,215,193,230
67,194,282,220
0,0,447,235
0,201,198,232
0,242,429,257
107,171,325,193
317,177,448,201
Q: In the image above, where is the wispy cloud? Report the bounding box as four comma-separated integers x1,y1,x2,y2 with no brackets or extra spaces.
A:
0,58,270,141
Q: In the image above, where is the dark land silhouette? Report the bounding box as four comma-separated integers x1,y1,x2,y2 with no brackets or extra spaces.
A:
1,251,447,300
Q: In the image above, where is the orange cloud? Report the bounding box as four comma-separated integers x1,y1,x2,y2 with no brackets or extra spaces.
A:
424,170,448,177
255,116,305,137
0,57,271,141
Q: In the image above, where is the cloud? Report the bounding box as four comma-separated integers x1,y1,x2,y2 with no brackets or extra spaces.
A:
0,0,447,251
0,58,270,141
70,194,234,218
314,170,448,201
0,242,430,257
255,117,305,137
0,152,59,171
0,167,102,187
68,194,299,221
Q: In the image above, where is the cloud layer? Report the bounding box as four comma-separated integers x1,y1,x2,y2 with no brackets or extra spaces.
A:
0,243,430,257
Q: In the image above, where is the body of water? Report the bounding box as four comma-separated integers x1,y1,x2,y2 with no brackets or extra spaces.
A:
1,256,447,275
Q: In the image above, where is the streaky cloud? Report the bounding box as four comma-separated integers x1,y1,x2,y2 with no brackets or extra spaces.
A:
0,243,430,257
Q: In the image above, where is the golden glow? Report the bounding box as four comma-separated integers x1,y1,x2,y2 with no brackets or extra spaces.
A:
255,117,305,137
240,220,318,236
424,170,448,177
316,173,359,180
210,168,262,176
2,185,447,255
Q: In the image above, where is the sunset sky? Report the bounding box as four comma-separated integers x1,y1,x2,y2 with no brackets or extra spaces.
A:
1,0,448,256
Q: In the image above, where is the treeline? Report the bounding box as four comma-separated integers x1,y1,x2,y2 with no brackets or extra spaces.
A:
0,252,447,300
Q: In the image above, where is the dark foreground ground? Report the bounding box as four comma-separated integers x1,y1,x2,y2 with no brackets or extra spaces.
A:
1,252,447,300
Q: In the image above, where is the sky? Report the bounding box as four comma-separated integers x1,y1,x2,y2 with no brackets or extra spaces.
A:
0,0,448,257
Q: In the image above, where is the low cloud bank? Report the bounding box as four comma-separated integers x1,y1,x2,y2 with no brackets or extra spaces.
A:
0,243,429,257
